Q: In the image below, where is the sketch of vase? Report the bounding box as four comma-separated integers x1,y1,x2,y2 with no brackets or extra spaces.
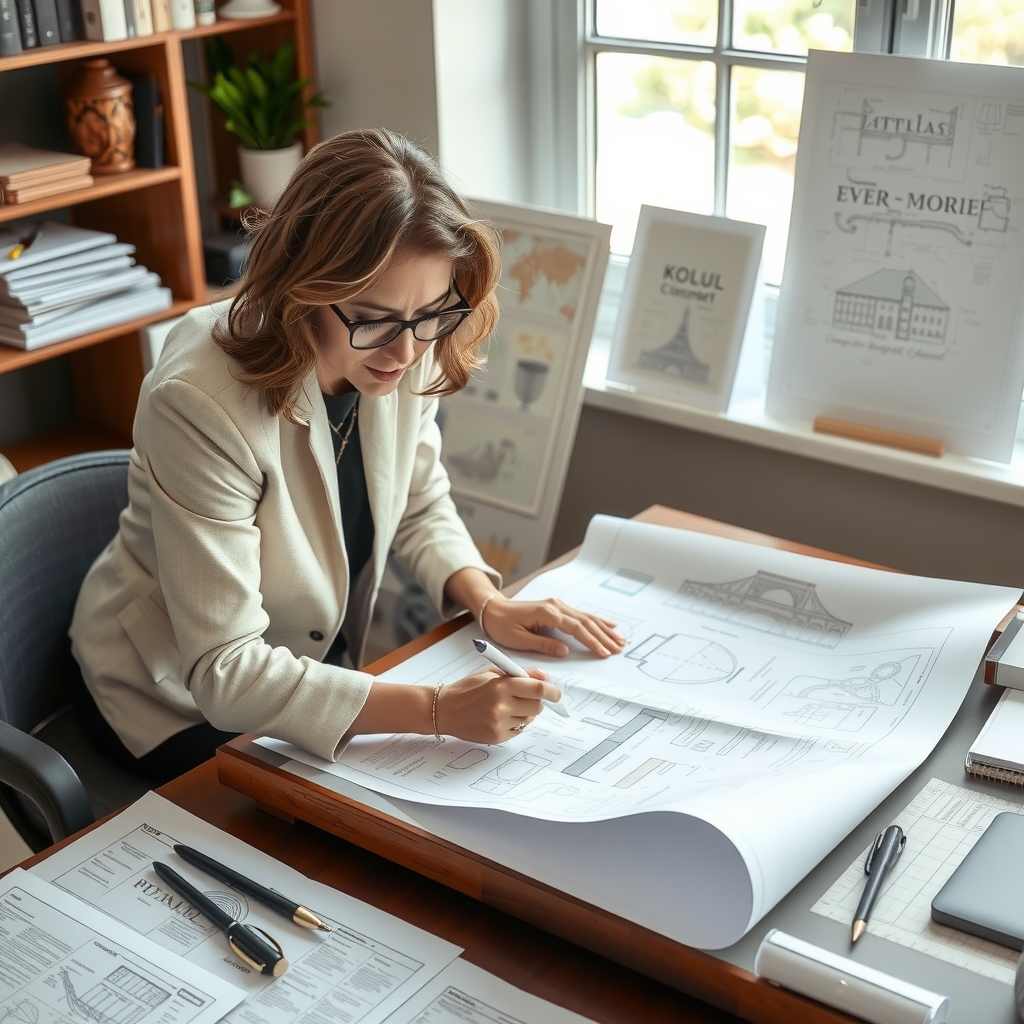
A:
514,359,549,411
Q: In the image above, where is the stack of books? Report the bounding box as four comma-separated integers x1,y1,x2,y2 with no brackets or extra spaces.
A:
0,144,93,206
0,220,172,350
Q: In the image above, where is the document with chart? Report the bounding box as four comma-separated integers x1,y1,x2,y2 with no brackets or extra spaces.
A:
767,51,1024,461
31,792,462,1024
0,868,243,1024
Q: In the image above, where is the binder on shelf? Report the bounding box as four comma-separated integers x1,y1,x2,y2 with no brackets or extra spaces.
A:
81,0,128,40
127,75,164,168
130,0,153,35
0,0,22,55
55,0,82,40
13,0,35,46
32,0,60,44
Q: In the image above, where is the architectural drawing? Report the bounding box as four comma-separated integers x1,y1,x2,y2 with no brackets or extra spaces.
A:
513,359,549,412
626,633,737,684
636,305,710,382
786,655,921,706
832,270,949,343
0,1002,37,1024
782,702,875,732
834,100,959,166
446,749,488,770
448,439,520,484
562,707,669,777
60,966,170,1024
669,571,852,647
614,758,693,789
834,210,971,255
600,568,653,596
980,187,1011,231
472,751,551,794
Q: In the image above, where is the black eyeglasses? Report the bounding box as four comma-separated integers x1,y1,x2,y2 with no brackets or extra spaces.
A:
330,282,473,350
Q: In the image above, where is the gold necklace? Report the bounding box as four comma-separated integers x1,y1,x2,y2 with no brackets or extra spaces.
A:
328,402,358,465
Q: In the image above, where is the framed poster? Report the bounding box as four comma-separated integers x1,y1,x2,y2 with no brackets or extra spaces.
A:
607,207,765,412
768,51,1024,463
439,201,610,580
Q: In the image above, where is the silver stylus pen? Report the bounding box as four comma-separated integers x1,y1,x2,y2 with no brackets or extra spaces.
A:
472,638,570,717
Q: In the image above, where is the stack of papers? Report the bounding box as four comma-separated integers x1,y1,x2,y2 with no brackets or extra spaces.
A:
21,791,595,1024
0,143,93,204
0,221,172,349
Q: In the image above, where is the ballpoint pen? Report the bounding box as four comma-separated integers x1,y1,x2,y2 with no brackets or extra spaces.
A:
152,861,289,976
852,824,906,942
7,227,40,260
472,638,570,717
173,844,331,932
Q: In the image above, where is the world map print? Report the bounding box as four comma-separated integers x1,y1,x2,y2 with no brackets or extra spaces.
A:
500,229,590,322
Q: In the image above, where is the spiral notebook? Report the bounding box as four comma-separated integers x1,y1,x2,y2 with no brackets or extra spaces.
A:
965,688,1024,785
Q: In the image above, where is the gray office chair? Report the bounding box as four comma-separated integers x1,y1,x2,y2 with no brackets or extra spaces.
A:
0,450,151,852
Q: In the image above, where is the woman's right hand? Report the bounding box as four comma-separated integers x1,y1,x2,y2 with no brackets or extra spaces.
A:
436,667,561,744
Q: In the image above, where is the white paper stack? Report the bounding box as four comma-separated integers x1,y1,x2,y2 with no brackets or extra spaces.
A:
0,221,172,350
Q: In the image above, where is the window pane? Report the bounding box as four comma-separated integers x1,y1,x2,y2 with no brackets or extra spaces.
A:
950,0,1024,65
726,66,804,285
731,0,854,55
595,0,717,47
596,52,716,255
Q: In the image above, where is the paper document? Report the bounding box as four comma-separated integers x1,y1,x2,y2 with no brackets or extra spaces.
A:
813,777,1024,985
264,516,1018,949
0,867,243,1024
32,792,462,1024
380,959,596,1024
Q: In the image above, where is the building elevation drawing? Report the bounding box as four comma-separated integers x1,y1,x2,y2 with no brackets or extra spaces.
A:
668,570,852,647
832,269,949,342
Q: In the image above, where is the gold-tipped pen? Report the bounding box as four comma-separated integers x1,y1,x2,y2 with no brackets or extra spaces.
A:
293,906,331,931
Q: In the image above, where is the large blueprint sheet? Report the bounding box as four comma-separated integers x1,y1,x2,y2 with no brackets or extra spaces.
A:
268,516,1019,948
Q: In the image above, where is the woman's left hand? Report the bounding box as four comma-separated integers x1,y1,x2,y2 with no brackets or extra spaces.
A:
481,595,627,659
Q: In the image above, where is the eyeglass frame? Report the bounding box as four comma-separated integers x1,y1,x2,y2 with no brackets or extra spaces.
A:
329,281,473,350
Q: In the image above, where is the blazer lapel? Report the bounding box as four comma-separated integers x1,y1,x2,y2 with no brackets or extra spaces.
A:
297,372,344,543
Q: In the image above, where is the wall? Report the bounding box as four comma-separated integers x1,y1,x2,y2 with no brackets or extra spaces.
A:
551,404,1024,589
312,0,439,154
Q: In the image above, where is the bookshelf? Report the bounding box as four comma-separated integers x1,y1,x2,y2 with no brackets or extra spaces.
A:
0,0,319,472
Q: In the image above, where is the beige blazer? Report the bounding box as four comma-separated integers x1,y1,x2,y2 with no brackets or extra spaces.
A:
69,303,498,760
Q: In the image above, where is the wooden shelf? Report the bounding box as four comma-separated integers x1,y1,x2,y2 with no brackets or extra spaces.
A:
0,298,194,375
0,422,131,472
0,167,182,224
0,11,296,71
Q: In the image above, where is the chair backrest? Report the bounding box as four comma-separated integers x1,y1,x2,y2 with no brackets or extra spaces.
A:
0,451,129,732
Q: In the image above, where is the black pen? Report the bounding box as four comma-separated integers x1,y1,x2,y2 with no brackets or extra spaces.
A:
173,844,331,932
152,861,289,976
852,824,906,943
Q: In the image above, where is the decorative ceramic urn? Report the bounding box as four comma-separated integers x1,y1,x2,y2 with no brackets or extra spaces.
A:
63,58,136,174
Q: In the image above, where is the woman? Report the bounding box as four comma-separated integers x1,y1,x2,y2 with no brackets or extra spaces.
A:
70,129,624,782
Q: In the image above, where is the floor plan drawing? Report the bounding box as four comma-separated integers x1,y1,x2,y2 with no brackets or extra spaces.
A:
781,701,875,732
60,966,170,1024
668,570,852,647
600,568,654,596
446,749,489,770
625,633,737,683
471,752,551,794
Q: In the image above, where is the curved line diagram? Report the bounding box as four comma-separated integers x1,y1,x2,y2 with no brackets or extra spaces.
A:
626,633,737,684
835,211,971,255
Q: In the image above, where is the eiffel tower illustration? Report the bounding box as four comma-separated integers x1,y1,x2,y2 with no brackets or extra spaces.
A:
637,305,709,383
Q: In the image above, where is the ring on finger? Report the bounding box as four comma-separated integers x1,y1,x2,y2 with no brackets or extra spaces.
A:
511,721,526,733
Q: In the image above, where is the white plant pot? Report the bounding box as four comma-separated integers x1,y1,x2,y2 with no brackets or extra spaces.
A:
238,141,302,210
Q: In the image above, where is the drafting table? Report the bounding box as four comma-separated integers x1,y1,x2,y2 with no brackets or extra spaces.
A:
217,506,1023,1024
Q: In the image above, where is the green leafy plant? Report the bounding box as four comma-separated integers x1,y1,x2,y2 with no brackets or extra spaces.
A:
189,38,329,151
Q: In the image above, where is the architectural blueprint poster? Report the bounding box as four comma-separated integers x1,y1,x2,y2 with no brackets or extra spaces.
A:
768,51,1024,461
268,516,1019,948
607,207,764,411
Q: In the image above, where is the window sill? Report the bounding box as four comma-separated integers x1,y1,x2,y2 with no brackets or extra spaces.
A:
582,334,1024,511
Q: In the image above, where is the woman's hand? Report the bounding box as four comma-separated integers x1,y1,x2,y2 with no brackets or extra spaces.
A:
437,667,559,744
482,595,627,659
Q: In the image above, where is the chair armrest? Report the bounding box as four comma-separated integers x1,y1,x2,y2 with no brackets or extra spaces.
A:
0,718,93,842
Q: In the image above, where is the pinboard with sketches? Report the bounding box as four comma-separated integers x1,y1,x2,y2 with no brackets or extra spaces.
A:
439,201,610,580
768,50,1024,462
606,207,765,412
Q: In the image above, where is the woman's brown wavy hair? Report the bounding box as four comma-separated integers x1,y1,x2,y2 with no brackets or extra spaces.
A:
214,128,501,420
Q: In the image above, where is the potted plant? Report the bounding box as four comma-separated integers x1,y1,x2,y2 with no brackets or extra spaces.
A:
191,38,328,210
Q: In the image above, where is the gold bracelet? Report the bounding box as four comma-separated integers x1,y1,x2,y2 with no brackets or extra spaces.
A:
432,682,445,742
478,594,498,639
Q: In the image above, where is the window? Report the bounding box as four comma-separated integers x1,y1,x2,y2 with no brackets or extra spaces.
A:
584,0,1014,287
